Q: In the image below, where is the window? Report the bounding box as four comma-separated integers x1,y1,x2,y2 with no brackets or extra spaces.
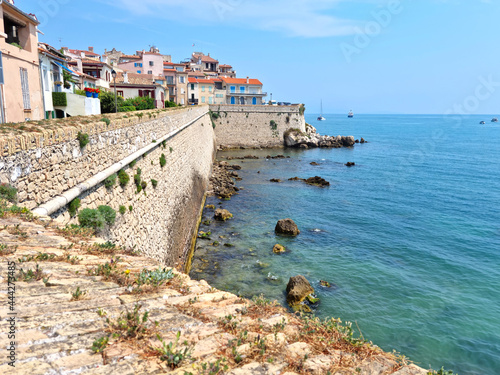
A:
230,86,236,93
209,97,213,104
201,96,205,103
181,98,185,105
179,76,185,83
20,68,31,110
147,70,152,75
201,86,205,92
252,97,257,105
209,86,212,92
134,63,138,67
117,90,124,97
176,67,184,72
181,88,185,94
137,70,141,74
139,63,143,67
240,86,245,93
230,97,235,104
149,61,154,66
4,17,22,46
191,84,195,90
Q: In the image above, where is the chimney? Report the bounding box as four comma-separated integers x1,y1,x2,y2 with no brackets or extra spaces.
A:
89,46,94,52
123,72,129,84
246,76,249,84
208,53,210,57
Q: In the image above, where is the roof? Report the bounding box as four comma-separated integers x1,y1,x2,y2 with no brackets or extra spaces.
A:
3,1,40,26
219,64,232,68
38,44,67,62
163,69,176,73
188,77,216,84
193,53,219,63
68,49,100,57
121,55,141,60
221,77,263,85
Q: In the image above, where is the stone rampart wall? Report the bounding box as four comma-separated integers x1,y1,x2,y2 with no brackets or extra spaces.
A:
209,104,305,148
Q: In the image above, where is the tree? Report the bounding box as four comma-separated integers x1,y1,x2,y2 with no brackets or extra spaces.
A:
100,90,124,113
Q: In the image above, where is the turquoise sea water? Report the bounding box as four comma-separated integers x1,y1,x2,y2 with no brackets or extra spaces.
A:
190,114,500,374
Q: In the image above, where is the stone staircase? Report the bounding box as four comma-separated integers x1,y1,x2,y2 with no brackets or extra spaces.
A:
0,216,429,374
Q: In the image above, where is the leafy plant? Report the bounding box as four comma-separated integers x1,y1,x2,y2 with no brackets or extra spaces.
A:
151,179,158,188
159,154,166,168
78,208,105,229
68,198,81,217
270,120,277,130
91,336,109,353
135,267,174,288
0,183,18,203
19,264,44,282
107,303,150,338
119,205,126,215
153,331,192,369
100,90,124,113
118,170,130,186
97,205,116,226
104,174,116,189
140,181,147,190
52,92,67,106
129,160,136,168
77,132,89,148
71,286,87,301
129,205,133,212
299,103,306,116
123,96,154,110
101,117,111,126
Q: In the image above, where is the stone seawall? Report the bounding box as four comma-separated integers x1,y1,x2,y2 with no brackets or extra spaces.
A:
210,104,306,148
0,106,215,266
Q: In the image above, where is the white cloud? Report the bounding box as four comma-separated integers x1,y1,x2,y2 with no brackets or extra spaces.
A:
102,0,364,37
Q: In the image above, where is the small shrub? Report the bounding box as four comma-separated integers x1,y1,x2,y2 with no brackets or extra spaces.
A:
91,336,109,353
104,174,117,189
77,132,89,148
19,264,44,282
169,146,173,153
98,205,116,226
151,179,158,188
101,117,111,126
129,160,136,168
118,105,136,112
118,170,130,186
78,208,105,229
299,103,306,116
134,173,141,187
159,154,166,168
108,303,150,338
68,198,81,217
119,205,126,215
52,92,67,106
270,120,277,130
140,181,147,190
153,331,192,369
0,183,18,203
136,267,174,287
71,286,87,301
129,205,133,212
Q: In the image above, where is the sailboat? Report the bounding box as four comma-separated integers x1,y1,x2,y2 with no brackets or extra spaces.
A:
317,100,326,121
348,110,354,118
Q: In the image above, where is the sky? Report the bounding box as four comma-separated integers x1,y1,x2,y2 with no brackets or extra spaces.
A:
16,0,500,114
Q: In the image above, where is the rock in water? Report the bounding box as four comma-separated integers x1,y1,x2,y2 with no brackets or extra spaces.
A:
275,219,300,236
304,176,330,187
270,178,282,183
345,162,355,167
214,209,233,221
286,275,314,305
273,244,286,254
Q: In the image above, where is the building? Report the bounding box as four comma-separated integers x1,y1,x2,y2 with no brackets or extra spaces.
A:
221,77,266,105
188,77,216,105
0,0,43,123
117,48,165,77
163,62,188,105
67,58,114,89
112,72,167,109
62,46,101,62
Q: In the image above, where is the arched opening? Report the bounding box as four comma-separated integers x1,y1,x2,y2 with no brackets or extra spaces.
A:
230,96,236,105
252,97,257,105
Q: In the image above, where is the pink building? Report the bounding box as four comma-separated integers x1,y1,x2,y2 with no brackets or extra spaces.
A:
118,50,164,77
0,0,43,123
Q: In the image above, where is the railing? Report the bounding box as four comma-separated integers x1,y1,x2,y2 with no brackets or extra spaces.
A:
227,92,267,97
188,99,199,105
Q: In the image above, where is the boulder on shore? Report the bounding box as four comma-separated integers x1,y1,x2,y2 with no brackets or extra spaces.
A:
286,275,314,305
214,209,233,221
275,219,300,236
273,244,286,254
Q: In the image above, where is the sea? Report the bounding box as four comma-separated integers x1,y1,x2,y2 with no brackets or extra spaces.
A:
189,114,500,375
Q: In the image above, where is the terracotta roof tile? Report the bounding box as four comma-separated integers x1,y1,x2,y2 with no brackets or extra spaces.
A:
221,77,262,85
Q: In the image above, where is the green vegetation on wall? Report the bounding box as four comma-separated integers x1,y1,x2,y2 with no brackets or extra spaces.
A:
52,92,67,107
0,183,17,203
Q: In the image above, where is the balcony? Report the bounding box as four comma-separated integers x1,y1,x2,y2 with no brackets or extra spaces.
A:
227,92,267,97
188,99,199,105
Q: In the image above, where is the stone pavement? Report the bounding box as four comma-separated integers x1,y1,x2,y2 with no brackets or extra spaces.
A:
0,216,430,374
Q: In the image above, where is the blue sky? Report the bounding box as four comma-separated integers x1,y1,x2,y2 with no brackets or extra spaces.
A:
19,0,500,114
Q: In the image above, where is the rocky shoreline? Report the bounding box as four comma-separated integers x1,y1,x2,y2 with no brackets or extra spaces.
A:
284,124,367,149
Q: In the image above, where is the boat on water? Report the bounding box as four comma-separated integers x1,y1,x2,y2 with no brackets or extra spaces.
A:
491,118,498,123
317,100,326,121
480,121,486,124
348,110,354,118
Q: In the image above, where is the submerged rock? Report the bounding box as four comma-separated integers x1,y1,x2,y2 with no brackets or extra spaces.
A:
214,209,233,221
273,244,286,254
286,275,314,306
310,162,320,166
275,219,300,236
319,280,331,287
345,162,356,167
270,178,281,183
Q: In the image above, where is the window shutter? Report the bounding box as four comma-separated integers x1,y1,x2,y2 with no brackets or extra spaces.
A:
152,90,155,99
138,90,143,97
20,68,31,110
